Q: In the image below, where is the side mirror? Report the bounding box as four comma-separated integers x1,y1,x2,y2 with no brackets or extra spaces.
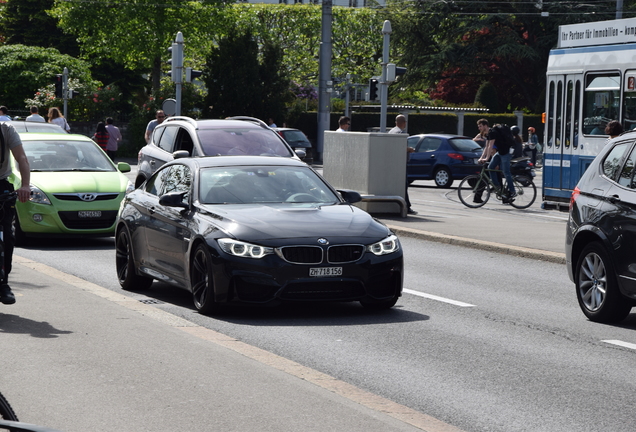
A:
117,162,131,173
159,192,189,209
172,150,190,159
338,189,362,204
295,149,307,159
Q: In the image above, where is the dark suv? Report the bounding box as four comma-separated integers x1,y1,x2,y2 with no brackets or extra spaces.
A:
566,131,636,323
136,116,302,187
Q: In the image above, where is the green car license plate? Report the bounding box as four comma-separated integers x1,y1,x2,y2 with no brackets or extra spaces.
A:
78,210,102,218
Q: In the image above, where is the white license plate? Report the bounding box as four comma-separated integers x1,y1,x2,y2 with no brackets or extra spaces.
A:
309,267,343,277
78,210,102,218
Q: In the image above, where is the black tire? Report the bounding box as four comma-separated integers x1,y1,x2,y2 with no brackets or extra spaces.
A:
0,391,18,421
434,167,453,188
457,175,490,208
508,175,537,209
190,244,220,315
115,227,153,291
575,242,632,323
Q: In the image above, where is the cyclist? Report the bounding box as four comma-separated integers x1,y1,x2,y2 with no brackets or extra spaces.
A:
0,122,31,305
478,124,515,203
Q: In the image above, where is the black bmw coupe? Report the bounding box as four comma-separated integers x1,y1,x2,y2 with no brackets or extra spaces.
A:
116,156,403,314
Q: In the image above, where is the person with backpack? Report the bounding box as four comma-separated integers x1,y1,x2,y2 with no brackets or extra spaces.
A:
478,124,516,203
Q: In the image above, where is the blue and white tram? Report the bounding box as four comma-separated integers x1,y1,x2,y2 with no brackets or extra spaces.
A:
544,17,636,209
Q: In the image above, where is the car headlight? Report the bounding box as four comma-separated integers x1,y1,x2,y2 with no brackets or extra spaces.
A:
29,185,51,205
367,234,400,256
218,238,274,259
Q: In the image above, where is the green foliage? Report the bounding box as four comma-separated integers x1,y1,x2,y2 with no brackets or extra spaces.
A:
0,44,94,109
202,30,290,121
0,0,79,56
474,81,499,113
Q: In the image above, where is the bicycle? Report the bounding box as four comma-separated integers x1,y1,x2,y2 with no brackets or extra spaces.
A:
457,163,537,209
0,391,18,422
0,389,63,431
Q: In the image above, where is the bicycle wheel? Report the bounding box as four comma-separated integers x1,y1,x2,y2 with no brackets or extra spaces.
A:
457,175,490,208
0,391,18,421
509,175,537,209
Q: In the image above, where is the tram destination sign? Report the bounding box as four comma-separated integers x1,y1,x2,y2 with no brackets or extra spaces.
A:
558,17,636,48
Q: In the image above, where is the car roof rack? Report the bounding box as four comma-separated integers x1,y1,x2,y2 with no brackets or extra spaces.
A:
164,116,198,127
226,116,269,129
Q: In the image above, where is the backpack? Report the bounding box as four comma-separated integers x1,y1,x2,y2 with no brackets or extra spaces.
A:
490,124,515,155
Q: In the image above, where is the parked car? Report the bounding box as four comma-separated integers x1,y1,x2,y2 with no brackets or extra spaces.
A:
2,121,66,134
566,131,636,323
272,127,314,163
9,133,133,244
407,134,483,187
136,116,302,188
116,156,403,314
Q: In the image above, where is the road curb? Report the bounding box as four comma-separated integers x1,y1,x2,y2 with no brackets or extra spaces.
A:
387,224,566,264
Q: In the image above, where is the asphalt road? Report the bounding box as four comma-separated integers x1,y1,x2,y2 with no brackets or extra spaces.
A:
12,232,636,432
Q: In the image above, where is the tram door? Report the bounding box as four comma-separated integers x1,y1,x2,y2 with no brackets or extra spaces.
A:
544,75,581,199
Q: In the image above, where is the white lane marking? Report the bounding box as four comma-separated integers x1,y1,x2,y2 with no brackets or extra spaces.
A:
404,288,476,307
602,340,636,350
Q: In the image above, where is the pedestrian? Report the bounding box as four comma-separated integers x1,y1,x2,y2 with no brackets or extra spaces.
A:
525,126,539,165
145,110,166,143
25,106,45,123
473,118,489,148
336,116,350,132
47,107,70,132
267,118,277,128
104,117,122,161
0,122,31,305
92,122,109,152
0,107,11,121
388,114,417,216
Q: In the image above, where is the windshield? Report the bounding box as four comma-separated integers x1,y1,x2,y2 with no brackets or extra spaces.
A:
449,138,482,152
199,165,339,204
23,139,116,172
197,128,293,157
281,130,309,144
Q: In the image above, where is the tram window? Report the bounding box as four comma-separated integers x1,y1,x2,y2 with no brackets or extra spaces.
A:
603,142,630,180
547,81,555,148
574,81,581,147
565,80,573,148
583,73,620,135
623,72,636,131
556,81,563,148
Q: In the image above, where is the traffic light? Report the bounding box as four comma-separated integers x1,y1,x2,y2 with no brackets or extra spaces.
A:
168,40,183,83
54,74,63,99
185,67,203,83
369,78,379,101
67,89,80,99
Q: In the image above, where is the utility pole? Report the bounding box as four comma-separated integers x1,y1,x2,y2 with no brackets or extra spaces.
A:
63,67,69,118
345,73,351,118
380,20,391,132
317,0,332,163
617,0,623,19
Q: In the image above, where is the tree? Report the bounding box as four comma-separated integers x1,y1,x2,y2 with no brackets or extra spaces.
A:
50,0,218,90
0,44,94,109
474,81,499,113
0,0,79,56
202,30,290,121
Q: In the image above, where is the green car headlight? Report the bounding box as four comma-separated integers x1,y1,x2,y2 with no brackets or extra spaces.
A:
29,185,51,205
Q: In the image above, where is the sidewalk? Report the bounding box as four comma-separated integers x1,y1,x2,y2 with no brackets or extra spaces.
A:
0,256,459,432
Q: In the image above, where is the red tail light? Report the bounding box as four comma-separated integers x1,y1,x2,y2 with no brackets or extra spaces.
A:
448,153,465,161
569,186,580,211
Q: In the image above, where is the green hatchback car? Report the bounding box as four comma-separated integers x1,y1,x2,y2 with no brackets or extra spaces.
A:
9,133,133,243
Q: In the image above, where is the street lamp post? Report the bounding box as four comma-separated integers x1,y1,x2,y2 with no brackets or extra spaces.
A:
380,20,391,132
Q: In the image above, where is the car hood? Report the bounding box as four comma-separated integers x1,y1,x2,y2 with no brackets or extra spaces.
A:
28,171,129,193
200,203,391,242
